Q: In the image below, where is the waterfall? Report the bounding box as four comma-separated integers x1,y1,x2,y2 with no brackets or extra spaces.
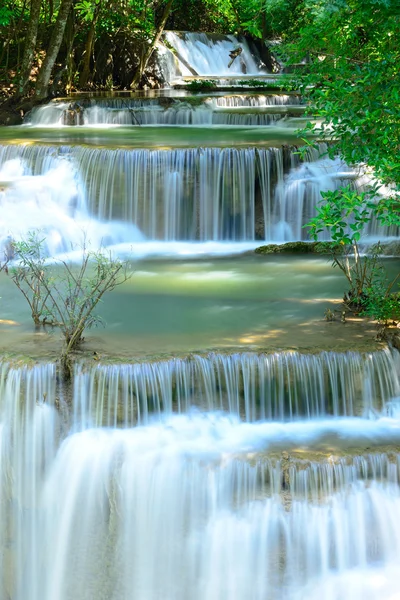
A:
72,349,400,426
40,432,400,600
1,142,397,251
164,31,266,77
27,94,302,127
1,353,400,600
0,154,144,255
209,94,302,107
0,362,59,600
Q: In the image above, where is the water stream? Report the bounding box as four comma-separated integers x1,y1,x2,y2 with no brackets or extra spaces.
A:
1,33,400,600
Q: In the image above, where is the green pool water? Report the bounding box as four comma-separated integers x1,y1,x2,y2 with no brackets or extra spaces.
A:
1,254,395,360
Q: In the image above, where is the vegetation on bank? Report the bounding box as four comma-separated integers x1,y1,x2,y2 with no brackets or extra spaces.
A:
283,0,400,333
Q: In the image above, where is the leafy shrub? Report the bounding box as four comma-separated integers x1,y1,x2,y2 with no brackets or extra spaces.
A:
185,79,217,91
8,232,131,377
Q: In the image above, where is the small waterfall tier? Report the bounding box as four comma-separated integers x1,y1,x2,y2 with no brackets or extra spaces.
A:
73,349,400,426
1,353,400,600
28,94,303,126
2,142,395,253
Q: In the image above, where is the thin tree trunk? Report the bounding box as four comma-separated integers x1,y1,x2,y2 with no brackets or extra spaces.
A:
130,0,174,89
78,4,101,89
17,0,41,96
50,8,75,94
35,0,74,98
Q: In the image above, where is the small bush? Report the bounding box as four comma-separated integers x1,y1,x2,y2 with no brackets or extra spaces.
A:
185,79,217,91
9,232,131,377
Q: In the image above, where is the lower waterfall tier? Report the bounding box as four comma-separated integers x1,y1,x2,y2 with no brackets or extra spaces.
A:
1,353,400,599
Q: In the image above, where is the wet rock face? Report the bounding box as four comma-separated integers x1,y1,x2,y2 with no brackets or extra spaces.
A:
140,50,169,89
62,104,84,126
247,38,281,73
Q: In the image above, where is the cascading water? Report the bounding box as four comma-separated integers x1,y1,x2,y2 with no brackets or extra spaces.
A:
209,94,302,107
72,349,400,426
2,20,400,600
27,94,302,127
164,31,267,77
1,351,400,600
2,142,392,252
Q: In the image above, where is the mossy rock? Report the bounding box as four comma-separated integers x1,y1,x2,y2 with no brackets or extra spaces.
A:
255,241,344,255
255,242,317,254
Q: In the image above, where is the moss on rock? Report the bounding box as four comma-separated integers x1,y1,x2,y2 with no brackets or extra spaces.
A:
255,241,346,255
255,242,317,254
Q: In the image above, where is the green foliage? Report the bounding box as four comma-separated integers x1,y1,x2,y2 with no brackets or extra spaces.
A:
307,186,375,246
279,0,400,326
10,232,130,355
198,0,308,39
0,5,13,27
285,0,400,197
201,0,264,37
185,79,218,91
362,282,400,325
308,189,400,324
75,0,101,22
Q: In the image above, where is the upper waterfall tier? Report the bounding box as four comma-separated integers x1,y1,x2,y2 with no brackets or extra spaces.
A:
162,31,269,78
